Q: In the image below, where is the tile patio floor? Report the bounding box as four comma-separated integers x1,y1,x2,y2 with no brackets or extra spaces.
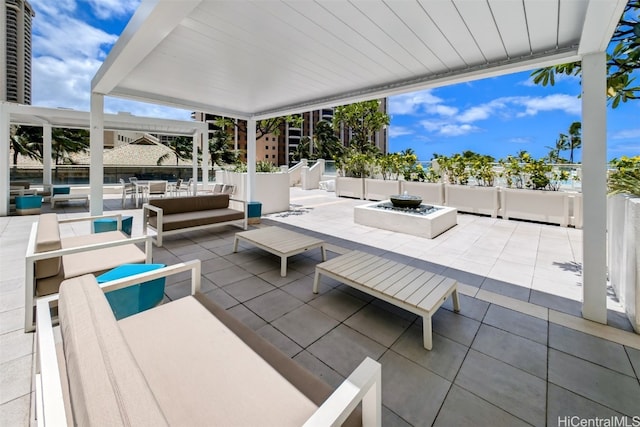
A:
1,187,639,426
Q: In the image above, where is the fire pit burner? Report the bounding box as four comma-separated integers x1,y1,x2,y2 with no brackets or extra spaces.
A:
390,191,422,208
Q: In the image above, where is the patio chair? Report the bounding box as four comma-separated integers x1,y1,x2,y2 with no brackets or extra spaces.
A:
168,178,182,196
120,178,136,207
175,177,193,196
147,180,168,200
129,177,138,184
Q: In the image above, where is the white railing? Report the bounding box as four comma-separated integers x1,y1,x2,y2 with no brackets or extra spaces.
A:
301,159,325,190
288,159,307,186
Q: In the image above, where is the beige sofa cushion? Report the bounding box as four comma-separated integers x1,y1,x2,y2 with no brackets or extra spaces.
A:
119,297,318,426
35,214,62,279
58,275,168,426
61,231,147,278
148,208,244,230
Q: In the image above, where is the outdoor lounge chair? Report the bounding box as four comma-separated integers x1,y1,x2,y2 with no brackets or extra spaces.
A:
34,260,382,426
120,178,136,207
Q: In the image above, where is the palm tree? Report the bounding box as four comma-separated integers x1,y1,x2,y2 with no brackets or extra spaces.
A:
313,121,343,160
567,122,581,163
11,126,43,166
157,136,193,167
51,128,90,165
209,129,239,166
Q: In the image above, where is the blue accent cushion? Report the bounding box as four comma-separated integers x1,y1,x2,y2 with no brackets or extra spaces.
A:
52,186,71,195
15,195,43,209
248,201,262,218
96,264,166,320
93,216,133,236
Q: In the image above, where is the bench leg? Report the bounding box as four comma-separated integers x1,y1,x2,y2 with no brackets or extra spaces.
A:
313,270,321,294
452,289,460,313
423,315,433,350
280,257,287,277
232,237,239,253
320,245,326,262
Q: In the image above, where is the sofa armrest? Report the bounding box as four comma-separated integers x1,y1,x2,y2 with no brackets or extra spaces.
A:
229,198,248,230
142,204,163,234
303,357,381,427
34,260,202,427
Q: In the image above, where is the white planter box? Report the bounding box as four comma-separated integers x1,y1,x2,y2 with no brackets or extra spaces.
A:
215,170,290,214
364,179,401,201
445,185,499,217
400,182,445,205
608,195,640,332
336,177,364,199
500,188,570,227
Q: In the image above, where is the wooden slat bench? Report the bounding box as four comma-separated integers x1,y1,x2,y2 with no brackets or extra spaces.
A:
313,250,460,350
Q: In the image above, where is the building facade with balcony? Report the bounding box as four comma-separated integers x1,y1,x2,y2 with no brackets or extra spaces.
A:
1,0,35,104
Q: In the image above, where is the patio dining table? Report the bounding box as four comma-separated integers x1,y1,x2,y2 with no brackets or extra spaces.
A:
133,181,149,208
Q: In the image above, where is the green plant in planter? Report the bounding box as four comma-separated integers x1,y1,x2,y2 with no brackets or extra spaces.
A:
499,152,527,189
523,158,551,190
437,154,470,185
609,156,640,197
336,148,375,178
232,160,281,173
500,151,566,191
469,154,496,187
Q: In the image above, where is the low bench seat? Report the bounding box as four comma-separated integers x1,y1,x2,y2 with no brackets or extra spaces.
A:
314,250,460,350
144,194,247,246
34,261,382,426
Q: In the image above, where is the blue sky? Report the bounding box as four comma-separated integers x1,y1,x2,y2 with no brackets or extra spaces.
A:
29,0,639,162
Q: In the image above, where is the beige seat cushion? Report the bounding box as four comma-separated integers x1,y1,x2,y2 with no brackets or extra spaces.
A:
61,231,146,279
119,297,318,426
148,194,230,215
35,213,62,279
58,275,168,426
149,208,244,230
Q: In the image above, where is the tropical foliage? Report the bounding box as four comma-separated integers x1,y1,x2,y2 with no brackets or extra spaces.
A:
209,128,240,166
608,156,640,197
332,100,390,152
157,136,193,166
11,125,90,165
531,1,639,107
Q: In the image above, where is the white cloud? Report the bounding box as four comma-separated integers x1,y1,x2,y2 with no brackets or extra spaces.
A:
439,124,479,137
509,137,531,144
611,128,640,139
84,0,139,20
389,90,446,115
33,16,117,60
388,126,414,138
514,94,581,116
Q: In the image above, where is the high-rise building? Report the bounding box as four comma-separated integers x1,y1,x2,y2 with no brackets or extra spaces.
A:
1,0,35,104
193,99,388,166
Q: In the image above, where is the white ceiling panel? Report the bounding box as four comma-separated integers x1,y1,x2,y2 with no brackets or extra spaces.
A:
92,0,627,119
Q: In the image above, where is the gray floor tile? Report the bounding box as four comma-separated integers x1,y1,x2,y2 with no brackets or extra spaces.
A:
370,298,419,322
441,268,485,288
226,304,267,331
244,289,303,322
0,330,34,365
607,310,635,332
0,393,31,427
281,275,331,302
256,324,303,358
205,265,254,287
308,288,367,322
308,324,386,377
455,349,546,426
176,249,218,262
472,324,547,379
288,256,322,276
547,383,627,426
483,304,548,345
548,349,640,417
271,305,339,347
240,257,282,276
440,293,489,322
529,289,582,317
200,257,234,274
430,308,480,347
344,304,413,347
481,278,531,302
0,308,24,335
549,323,635,377
334,284,375,302
382,406,412,427
391,325,467,381
293,350,344,389
258,268,305,287
0,354,32,405
626,346,640,379
434,385,531,427
380,350,451,427
164,280,191,301
201,288,239,309
222,276,275,303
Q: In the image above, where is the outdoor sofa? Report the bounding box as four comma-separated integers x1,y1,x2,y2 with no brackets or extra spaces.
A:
34,260,382,426
24,213,152,332
143,194,247,247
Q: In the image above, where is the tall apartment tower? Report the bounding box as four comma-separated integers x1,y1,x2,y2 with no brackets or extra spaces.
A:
193,99,388,166
1,0,35,104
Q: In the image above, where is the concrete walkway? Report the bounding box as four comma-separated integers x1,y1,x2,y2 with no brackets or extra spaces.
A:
1,188,639,426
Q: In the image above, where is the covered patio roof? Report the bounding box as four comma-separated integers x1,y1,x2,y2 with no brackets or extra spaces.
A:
92,0,625,120
87,0,626,326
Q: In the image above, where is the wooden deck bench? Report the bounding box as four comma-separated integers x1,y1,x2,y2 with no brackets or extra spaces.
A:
313,250,460,350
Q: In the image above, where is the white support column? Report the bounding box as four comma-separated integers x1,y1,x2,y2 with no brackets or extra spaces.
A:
247,119,256,202
581,51,608,324
192,135,198,196
43,124,52,186
0,106,9,216
201,131,209,192
89,93,104,216
234,119,238,151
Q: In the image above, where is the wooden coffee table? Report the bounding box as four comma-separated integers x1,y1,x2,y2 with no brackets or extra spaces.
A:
233,226,326,276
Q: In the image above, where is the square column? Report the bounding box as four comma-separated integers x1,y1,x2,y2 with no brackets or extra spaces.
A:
89,93,104,216
201,131,209,192
247,119,256,202
192,135,198,196
0,106,9,216
43,124,52,186
581,52,608,324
